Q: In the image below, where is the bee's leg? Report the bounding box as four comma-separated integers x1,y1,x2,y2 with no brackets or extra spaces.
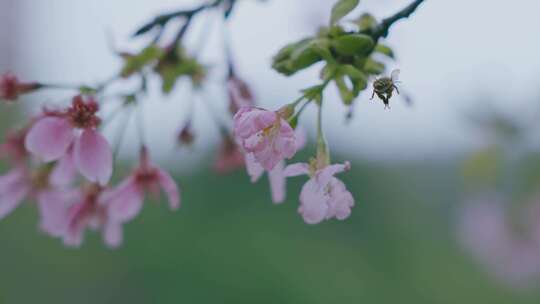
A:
370,90,376,100
387,90,393,100
376,92,385,102
383,100,391,109
393,85,400,95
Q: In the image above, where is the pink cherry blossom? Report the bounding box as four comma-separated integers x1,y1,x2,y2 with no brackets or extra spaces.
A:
227,75,254,115
62,184,123,248
214,136,245,174
233,106,297,171
24,95,112,185
246,128,307,204
285,161,354,224
105,147,180,222
0,72,39,101
0,128,29,163
0,161,70,222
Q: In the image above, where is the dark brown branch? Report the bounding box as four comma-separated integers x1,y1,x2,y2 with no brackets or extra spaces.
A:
371,0,426,41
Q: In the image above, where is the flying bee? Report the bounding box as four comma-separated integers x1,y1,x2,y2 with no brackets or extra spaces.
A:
371,69,401,109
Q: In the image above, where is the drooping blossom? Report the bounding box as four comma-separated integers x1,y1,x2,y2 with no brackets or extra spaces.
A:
61,184,123,248
105,147,180,223
0,166,32,219
458,195,540,288
214,135,245,174
285,161,354,224
0,161,71,226
245,128,307,203
0,128,29,163
227,74,254,115
233,106,297,171
177,120,195,146
0,72,40,101
24,95,112,185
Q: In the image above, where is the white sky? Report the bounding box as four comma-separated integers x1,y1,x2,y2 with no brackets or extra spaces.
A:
5,0,540,167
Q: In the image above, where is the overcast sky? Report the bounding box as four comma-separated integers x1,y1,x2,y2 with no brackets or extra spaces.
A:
5,0,540,166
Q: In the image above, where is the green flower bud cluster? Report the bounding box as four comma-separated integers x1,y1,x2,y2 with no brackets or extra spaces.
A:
272,0,396,106
119,44,206,94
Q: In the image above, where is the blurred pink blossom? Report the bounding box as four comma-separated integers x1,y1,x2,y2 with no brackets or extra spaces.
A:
105,147,180,223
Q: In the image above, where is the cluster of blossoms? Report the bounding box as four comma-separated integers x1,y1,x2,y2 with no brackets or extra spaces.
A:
0,0,424,247
233,106,354,223
0,78,179,248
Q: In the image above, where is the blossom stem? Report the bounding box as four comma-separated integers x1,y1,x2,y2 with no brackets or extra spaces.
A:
135,100,148,146
316,97,330,165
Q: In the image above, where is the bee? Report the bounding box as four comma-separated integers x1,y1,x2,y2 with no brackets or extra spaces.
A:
371,69,400,109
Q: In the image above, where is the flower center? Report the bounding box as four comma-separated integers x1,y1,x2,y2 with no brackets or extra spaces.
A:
68,96,101,129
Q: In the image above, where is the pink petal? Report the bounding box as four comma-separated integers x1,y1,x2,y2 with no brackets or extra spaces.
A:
284,163,310,177
157,169,180,210
103,221,123,248
269,161,286,204
0,167,27,192
317,161,351,187
106,177,144,222
294,127,307,151
74,129,113,185
63,201,88,247
37,190,74,237
0,182,29,219
25,117,73,162
298,179,329,225
50,147,76,187
327,178,354,220
245,153,264,182
233,107,276,139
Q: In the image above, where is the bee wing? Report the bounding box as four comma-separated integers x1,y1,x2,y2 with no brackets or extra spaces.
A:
391,69,400,82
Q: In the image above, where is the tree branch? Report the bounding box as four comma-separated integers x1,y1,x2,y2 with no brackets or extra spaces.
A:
371,0,426,41
133,0,230,38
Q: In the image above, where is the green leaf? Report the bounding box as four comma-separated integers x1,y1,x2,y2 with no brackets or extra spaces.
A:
374,44,395,58
363,58,385,75
287,42,323,73
272,38,323,76
301,84,325,102
340,64,363,79
273,38,311,63
120,45,164,77
330,0,360,25
331,34,374,56
353,13,377,31
335,75,355,105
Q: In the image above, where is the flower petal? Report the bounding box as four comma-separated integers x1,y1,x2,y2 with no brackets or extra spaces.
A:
37,190,75,237
269,161,286,204
74,129,113,185
50,147,76,187
245,153,264,182
103,221,123,248
25,117,73,162
0,183,29,219
298,179,329,225
106,177,144,222
317,161,351,187
233,107,276,139
157,169,180,210
284,163,310,177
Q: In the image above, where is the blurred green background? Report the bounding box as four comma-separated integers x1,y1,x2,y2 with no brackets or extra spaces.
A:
1,157,540,304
